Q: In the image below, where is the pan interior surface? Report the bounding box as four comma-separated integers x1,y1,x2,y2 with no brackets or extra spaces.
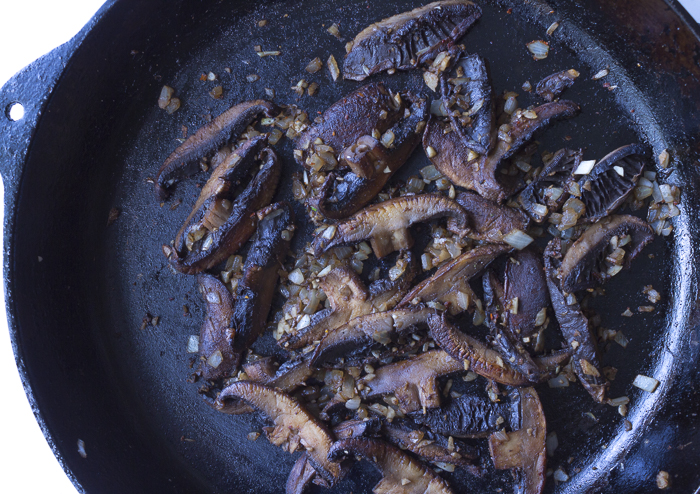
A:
7,0,698,493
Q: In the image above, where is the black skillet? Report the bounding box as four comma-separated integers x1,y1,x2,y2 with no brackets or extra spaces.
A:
1,0,699,492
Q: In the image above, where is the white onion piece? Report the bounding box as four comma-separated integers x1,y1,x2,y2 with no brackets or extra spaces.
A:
527,40,550,60
503,229,534,250
288,268,305,284
574,159,596,175
187,335,200,353
207,350,223,368
633,374,659,392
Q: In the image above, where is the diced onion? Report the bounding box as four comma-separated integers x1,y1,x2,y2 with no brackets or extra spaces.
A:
345,397,361,410
592,68,609,80
187,335,200,353
527,40,550,60
289,268,305,284
306,57,323,73
633,374,659,393
207,350,223,368
503,229,534,249
574,159,596,175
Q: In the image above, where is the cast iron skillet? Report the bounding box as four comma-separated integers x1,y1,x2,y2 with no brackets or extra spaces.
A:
1,0,699,492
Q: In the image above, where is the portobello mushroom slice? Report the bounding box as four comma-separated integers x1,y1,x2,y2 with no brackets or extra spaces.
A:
545,238,608,403
488,387,547,494
280,253,416,350
333,417,383,440
535,69,579,102
312,94,429,219
229,203,295,367
455,191,530,244
328,438,455,494
197,274,237,381
216,382,341,483
359,349,463,413
502,249,550,338
164,135,282,274
518,148,581,223
155,99,276,199
424,100,580,203
312,194,471,258
311,306,435,365
577,144,648,223
557,214,654,293
286,453,319,494
400,244,510,315
343,0,481,81
412,390,521,439
295,83,405,169
440,53,494,154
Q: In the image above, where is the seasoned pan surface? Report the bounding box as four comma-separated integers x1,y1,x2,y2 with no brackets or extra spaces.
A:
1,0,699,493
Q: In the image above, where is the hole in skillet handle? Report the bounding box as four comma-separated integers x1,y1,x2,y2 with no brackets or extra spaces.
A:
5,102,25,122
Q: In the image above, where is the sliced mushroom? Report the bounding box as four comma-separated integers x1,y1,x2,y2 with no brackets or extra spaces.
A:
518,148,581,223
311,306,435,365
557,214,653,293
400,244,510,315
412,390,521,439
488,387,546,494
502,249,549,338
359,349,463,413
295,83,405,169
424,100,580,203
312,94,428,219
455,191,530,244
216,382,341,483
229,203,295,367
197,274,237,380
312,194,471,258
280,252,416,350
545,238,608,403
328,438,455,494
165,135,282,274
440,53,494,154
578,144,648,223
333,417,383,440
155,99,276,199
343,0,481,81
535,69,579,102
286,453,319,494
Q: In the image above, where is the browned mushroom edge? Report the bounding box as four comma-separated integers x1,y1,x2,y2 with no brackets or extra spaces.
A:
279,252,416,350
359,349,463,413
455,191,531,243
328,438,455,494
311,306,435,366
196,274,237,381
557,214,654,293
311,194,471,258
518,148,582,223
295,83,404,168
311,93,428,219
488,387,547,494
535,68,579,102
400,243,510,315
286,453,320,494
440,52,494,154
164,135,282,274
424,100,580,203
155,99,277,200
502,248,550,338
545,238,608,403
411,389,521,439
216,382,342,483
578,143,648,223
228,203,295,368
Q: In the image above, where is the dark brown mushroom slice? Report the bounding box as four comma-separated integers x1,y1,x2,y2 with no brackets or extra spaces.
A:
359,349,463,413
488,387,546,494
242,356,278,382
327,438,455,494
455,191,530,243
228,203,295,368
400,244,510,315
558,214,654,293
502,249,549,338
577,144,648,222
333,417,383,440
381,419,481,475
424,100,580,203
311,306,435,366
164,136,282,274
286,453,318,494
440,53,494,154
544,238,608,403
196,274,237,381
216,382,342,483
535,69,579,102
312,194,471,259
518,148,581,223
343,0,481,81
154,99,277,199
312,94,429,219
412,390,521,439
295,83,404,169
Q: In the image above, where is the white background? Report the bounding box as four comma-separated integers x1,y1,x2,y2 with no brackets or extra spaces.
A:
1,0,699,492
